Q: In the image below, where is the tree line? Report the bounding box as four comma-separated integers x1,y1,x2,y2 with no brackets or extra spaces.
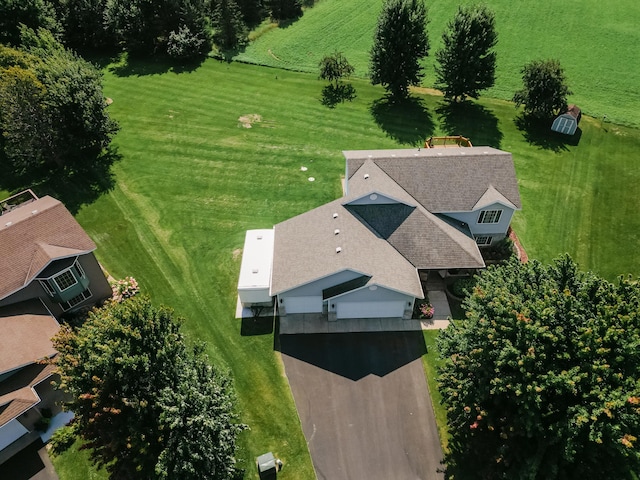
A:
0,0,306,58
367,0,571,119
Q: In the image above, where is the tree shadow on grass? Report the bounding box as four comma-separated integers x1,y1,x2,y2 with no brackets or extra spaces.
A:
436,100,503,148
109,53,206,77
515,114,582,152
320,83,357,108
370,95,435,146
0,146,121,214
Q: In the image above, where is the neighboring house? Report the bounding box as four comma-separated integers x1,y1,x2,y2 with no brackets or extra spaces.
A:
238,146,521,321
551,104,581,135
0,190,112,462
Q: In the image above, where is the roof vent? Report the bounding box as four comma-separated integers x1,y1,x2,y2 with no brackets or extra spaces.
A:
31,210,38,214
257,235,263,240
336,247,342,253
5,221,12,227
252,268,259,274
334,229,340,235
333,213,338,219
364,173,369,179
369,194,378,200
391,154,396,157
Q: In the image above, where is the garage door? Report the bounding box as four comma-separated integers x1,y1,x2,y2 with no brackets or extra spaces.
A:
284,296,323,314
336,301,406,319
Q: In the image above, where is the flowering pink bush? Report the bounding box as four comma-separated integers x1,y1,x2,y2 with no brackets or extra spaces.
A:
110,277,139,303
419,302,434,319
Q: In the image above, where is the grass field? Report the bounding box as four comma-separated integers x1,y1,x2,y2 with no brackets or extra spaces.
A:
17,56,639,479
236,0,640,127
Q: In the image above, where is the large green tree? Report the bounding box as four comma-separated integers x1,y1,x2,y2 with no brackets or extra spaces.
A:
53,296,244,479
438,255,640,480
58,0,115,51
369,0,429,100
513,59,572,119
265,0,301,21
104,0,212,56
0,0,61,46
0,29,117,173
212,0,248,49
434,4,497,102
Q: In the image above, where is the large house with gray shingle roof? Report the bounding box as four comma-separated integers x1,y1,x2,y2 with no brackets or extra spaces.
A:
238,147,521,321
0,190,111,462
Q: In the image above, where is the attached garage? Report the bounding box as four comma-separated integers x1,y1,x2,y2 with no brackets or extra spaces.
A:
283,296,323,314
336,300,407,319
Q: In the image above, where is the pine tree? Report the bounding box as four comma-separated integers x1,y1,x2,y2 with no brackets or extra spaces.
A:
212,0,248,49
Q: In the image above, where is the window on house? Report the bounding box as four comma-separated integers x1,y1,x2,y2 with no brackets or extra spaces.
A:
75,260,85,278
39,279,56,296
478,209,502,224
475,236,493,246
52,270,78,291
60,288,92,311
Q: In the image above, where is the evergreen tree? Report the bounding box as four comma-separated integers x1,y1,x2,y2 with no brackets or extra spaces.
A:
369,0,429,100
434,4,497,101
513,59,572,119
212,0,248,49
438,255,640,479
265,0,301,21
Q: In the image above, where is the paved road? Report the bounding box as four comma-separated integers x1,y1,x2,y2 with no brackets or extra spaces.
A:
280,332,444,480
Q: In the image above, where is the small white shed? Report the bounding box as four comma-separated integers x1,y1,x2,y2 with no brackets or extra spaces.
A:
237,229,274,306
552,104,581,135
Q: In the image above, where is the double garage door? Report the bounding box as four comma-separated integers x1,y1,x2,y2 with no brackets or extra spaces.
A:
336,301,406,319
283,296,407,319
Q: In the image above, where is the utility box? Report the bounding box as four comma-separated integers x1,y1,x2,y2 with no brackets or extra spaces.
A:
257,452,277,479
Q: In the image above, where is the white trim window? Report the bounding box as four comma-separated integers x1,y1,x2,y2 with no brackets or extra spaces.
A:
60,288,92,311
478,209,502,224
75,260,86,278
39,279,56,296
53,270,78,292
475,236,493,246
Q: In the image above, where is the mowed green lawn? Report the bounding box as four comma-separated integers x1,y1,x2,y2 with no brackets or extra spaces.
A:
237,0,640,127
46,58,640,479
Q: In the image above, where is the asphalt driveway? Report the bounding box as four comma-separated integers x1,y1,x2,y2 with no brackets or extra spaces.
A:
280,332,444,480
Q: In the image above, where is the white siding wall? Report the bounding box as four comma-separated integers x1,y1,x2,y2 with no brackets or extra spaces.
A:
444,202,514,238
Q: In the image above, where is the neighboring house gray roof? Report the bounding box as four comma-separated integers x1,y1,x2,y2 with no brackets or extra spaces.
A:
271,198,423,298
0,196,96,300
344,147,522,212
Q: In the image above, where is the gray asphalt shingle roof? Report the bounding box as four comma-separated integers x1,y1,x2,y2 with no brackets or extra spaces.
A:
344,147,521,212
273,147,519,295
271,198,423,298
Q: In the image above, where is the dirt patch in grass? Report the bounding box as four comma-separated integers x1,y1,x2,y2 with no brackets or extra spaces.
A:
232,248,242,259
238,114,262,128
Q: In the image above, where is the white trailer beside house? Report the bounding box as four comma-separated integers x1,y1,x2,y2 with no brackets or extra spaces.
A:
237,229,275,307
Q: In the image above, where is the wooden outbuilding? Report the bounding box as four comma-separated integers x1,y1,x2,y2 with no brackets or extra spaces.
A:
552,105,581,135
